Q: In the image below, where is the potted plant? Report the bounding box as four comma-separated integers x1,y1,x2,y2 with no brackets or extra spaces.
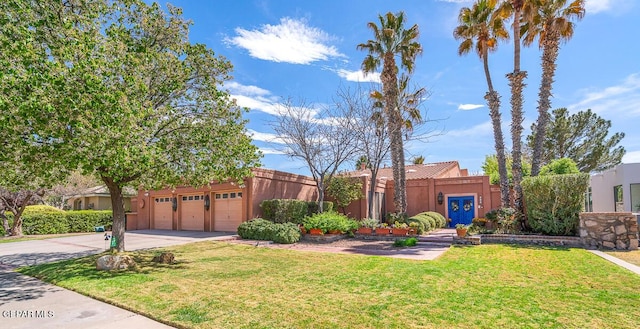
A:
455,223,469,237
303,216,325,235
392,221,409,236
357,218,378,235
374,223,390,236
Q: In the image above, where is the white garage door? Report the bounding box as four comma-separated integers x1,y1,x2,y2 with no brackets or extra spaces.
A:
180,195,205,231
214,191,243,232
153,197,173,230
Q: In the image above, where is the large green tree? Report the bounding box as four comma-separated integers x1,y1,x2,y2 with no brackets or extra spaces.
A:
482,154,531,185
0,0,260,250
358,12,422,215
454,0,511,207
527,108,625,172
523,0,586,176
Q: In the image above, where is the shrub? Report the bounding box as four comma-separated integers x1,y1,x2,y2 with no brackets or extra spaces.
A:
406,214,433,234
259,199,308,224
2,208,113,235
359,218,379,229
307,201,334,216
522,173,589,236
303,211,357,233
271,222,301,244
393,237,418,247
425,212,446,228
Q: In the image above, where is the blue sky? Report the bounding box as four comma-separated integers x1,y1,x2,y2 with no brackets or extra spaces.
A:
163,0,639,176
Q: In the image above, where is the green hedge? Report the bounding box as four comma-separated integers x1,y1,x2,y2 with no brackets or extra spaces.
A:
1,207,112,236
302,211,358,233
522,173,589,236
260,199,334,224
237,218,301,244
424,212,447,228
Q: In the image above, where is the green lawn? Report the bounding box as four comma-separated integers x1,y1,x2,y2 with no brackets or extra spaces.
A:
19,242,640,329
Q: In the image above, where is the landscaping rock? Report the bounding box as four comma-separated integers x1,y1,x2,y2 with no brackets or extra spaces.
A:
152,252,175,264
96,255,136,271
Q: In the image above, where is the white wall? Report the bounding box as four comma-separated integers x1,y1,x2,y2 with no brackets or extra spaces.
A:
590,163,640,213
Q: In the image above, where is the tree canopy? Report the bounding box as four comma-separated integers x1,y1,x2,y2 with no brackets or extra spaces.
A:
527,108,624,173
0,0,260,247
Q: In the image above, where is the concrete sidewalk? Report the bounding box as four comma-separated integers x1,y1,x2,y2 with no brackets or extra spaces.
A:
0,230,236,329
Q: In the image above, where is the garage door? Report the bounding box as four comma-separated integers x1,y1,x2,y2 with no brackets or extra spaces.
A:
153,197,173,230
214,191,243,232
180,194,205,231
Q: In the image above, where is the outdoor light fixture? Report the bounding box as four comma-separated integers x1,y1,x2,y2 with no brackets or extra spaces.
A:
437,192,444,205
204,194,211,210
172,197,177,211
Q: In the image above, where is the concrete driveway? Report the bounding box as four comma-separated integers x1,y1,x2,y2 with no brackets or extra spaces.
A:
0,230,236,329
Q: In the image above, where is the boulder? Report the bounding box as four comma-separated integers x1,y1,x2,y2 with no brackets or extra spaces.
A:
96,255,136,271
152,252,175,264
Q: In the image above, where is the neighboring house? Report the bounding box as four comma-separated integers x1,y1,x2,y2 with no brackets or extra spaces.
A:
128,161,500,232
588,163,640,213
342,161,500,228
66,186,136,211
128,168,317,232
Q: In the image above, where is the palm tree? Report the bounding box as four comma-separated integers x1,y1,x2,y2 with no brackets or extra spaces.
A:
413,155,425,165
358,12,422,215
454,0,511,207
500,0,528,214
523,0,586,176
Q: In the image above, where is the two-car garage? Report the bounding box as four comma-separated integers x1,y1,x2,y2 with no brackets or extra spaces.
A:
151,191,243,232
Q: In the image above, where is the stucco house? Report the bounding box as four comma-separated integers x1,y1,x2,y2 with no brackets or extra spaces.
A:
66,185,136,211
342,161,500,227
588,163,640,213
126,161,500,232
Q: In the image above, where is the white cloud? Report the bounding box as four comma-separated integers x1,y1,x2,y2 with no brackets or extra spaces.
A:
446,121,493,138
336,69,381,83
225,17,345,64
247,129,279,143
260,147,285,155
622,150,640,163
568,73,640,116
232,94,280,116
458,104,484,111
585,0,613,14
225,81,270,96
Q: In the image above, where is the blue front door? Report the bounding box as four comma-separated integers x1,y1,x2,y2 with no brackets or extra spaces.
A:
448,196,474,228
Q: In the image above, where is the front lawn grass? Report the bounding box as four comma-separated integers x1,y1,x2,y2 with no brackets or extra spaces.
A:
605,250,640,267
0,232,92,244
19,242,640,329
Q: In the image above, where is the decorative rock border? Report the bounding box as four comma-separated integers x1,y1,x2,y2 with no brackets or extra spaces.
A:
301,233,347,243
580,212,639,250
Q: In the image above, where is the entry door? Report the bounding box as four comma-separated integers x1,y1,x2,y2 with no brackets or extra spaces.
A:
448,196,474,228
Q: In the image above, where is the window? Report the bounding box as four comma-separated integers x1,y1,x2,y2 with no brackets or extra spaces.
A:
230,192,236,198
215,194,221,199
237,192,242,198
182,196,187,201
631,183,640,212
614,185,624,212
164,197,170,202
585,187,593,212
222,193,228,199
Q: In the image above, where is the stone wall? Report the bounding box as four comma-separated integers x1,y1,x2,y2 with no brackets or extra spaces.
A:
579,212,639,250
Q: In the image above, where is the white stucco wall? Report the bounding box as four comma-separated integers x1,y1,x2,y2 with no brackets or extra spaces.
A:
590,163,640,213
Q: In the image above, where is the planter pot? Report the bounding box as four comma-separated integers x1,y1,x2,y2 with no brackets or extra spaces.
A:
356,227,373,235
309,228,323,235
392,228,409,236
328,229,341,235
374,228,390,236
300,226,307,235
456,228,468,237
408,228,418,236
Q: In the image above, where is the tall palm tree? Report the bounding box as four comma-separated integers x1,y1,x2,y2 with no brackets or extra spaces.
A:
523,0,586,176
454,0,510,207
500,0,528,214
358,12,422,215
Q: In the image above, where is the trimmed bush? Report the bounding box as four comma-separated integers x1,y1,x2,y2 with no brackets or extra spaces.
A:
425,212,446,228
406,213,434,234
259,200,334,224
237,218,301,244
1,207,113,235
522,173,589,236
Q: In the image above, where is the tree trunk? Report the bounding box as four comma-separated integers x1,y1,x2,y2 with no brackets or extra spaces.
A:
10,215,23,237
103,176,126,252
531,32,560,176
317,180,325,213
483,51,509,207
508,71,527,214
367,171,378,219
509,1,526,215
9,192,33,237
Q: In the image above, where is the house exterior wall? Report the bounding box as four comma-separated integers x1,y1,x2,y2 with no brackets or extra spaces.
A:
130,168,317,231
590,163,640,213
67,195,132,211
